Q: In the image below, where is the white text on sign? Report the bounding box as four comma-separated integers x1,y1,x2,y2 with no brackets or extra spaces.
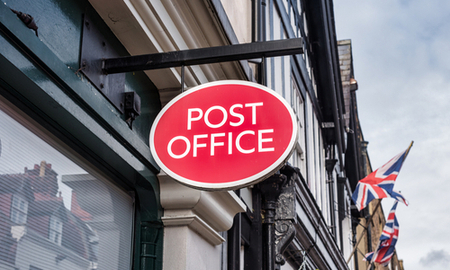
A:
167,103,275,159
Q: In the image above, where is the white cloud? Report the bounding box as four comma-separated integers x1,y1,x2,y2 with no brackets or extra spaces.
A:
419,249,450,269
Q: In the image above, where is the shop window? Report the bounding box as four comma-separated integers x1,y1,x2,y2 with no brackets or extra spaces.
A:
0,103,133,269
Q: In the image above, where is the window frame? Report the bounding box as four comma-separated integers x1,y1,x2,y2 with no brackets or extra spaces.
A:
48,215,63,245
10,194,29,224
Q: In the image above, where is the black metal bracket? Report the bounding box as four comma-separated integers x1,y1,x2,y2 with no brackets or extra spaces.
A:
80,14,143,129
102,38,303,74
260,164,298,269
123,92,141,129
80,15,303,129
80,14,127,114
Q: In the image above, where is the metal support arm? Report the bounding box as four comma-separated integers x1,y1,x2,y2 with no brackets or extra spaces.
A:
80,16,302,129
102,38,304,74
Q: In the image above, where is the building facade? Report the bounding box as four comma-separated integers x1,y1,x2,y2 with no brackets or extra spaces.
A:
0,0,387,270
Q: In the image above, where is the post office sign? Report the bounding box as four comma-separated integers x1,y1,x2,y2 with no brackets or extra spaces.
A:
150,80,298,190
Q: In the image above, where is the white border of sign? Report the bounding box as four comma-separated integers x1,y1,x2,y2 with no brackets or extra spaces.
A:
149,80,298,191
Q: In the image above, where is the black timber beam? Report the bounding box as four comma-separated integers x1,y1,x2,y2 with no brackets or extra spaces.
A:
103,38,303,74
304,0,346,169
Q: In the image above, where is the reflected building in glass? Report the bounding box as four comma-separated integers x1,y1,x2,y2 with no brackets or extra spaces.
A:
0,159,132,270
0,162,96,269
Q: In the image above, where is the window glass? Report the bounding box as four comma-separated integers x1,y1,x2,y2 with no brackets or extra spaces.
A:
0,104,134,270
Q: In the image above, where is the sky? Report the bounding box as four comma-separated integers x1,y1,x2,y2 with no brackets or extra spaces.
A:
334,0,450,269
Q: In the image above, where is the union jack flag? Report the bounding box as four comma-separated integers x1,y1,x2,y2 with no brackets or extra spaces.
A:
365,201,400,266
352,143,412,211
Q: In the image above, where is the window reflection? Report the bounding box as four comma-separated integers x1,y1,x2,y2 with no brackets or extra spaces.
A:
0,107,133,270
49,215,63,245
11,195,28,224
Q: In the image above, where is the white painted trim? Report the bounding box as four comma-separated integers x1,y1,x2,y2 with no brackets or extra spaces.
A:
161,215,225,246
158,172,246,245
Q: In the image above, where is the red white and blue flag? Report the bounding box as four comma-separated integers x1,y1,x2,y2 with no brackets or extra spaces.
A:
352,143,412,211
364,201,400,266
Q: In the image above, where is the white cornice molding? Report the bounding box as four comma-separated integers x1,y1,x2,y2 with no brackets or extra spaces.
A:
158,172,246,245
161,215,225,246
193,190,246,232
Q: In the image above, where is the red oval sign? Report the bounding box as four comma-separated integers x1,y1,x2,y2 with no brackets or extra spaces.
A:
150,80,298,190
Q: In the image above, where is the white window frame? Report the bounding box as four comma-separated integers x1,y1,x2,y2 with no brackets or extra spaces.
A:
49,215,63,245
11,194,28,224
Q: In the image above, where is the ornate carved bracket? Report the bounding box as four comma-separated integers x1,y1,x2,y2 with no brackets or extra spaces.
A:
260,165,297,269
274,166,296,266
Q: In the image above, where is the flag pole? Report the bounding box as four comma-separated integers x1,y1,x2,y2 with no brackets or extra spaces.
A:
346,200,381,264
404,141,414,159
366,233,383,270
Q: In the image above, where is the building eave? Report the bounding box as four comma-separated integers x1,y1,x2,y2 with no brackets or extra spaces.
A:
88,0,248,105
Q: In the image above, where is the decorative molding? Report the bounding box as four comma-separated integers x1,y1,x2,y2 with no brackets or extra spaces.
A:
275,220,295,264
274,171,296,265
158,172,246,245
161,215,225,246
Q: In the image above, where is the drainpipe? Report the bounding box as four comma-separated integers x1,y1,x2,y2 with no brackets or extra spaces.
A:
326,157,337,237
258,0,266,43
257,0,267,86
263,201,276,270
257,2,273,270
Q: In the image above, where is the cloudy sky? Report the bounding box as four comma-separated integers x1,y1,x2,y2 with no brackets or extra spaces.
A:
334,0,450,269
